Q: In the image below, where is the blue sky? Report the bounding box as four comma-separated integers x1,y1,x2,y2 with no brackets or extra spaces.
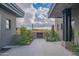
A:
32,3,50,21
33,3,50,9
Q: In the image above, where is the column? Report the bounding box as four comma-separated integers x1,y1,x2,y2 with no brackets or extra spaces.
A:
63,8,72,41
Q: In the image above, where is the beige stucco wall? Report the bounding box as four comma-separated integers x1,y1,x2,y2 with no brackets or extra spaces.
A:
54,18,63,41
72,8,79,45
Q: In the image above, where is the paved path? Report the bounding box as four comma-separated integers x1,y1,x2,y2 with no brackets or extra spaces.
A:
0,39,73,56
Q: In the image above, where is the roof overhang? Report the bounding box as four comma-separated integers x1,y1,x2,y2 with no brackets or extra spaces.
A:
48,3,79,18
0,3,25,17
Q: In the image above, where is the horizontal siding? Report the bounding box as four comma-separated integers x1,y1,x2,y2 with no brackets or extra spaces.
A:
0,8,16,49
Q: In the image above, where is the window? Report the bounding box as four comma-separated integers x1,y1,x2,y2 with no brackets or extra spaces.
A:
52,25,54,30
61,23,63,30
57,24,59,31
6,19,11,30
37,32,43,38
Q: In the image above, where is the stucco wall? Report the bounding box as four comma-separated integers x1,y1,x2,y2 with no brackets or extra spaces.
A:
0,8,16,48
54,18,63,40
72,8,79,45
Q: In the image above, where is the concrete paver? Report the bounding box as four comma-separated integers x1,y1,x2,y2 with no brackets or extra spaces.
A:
0,39,73,56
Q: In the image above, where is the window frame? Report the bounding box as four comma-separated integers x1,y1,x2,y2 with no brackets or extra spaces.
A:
61,23,63,30
6,18,11,30
57,24,59,31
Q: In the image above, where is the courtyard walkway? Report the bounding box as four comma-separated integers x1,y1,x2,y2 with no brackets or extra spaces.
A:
0,39,73,56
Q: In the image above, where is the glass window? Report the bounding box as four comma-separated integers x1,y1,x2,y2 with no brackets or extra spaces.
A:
6,19,11,30
57,24,59,31
52,25,54,30
61,23,63,30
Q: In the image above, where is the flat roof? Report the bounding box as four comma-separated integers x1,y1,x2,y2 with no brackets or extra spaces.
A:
0,3,25,17
48,3,79,18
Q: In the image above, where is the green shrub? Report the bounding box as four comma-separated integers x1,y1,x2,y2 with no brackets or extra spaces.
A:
47,30,59,42
72,44,79,52
17,27,32,45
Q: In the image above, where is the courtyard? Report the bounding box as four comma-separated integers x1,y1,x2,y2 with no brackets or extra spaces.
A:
0,3,79,56
0,39,73,56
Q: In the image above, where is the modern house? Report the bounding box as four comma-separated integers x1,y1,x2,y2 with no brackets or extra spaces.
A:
0,3,24,49
32,29,48,39
48,3,79,48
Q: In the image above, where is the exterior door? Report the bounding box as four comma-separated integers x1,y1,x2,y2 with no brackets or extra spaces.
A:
37,32,43,38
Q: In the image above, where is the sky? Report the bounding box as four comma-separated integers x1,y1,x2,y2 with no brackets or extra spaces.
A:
32,3,50,9
16,3,55,29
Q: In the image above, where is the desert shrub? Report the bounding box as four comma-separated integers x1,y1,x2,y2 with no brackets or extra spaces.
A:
47,29,59,42
17,27,32,45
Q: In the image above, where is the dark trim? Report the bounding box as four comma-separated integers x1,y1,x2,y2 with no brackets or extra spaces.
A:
6,19,11,30
48,17,62,18
63,8,72,41
0,3,24,17
48,3,56,18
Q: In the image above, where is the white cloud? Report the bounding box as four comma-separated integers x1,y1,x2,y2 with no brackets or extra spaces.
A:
38,7,49,15
16,3,36,25
35,7,49,22
16,3,55,28
17,3,32,11
16,18,25,27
